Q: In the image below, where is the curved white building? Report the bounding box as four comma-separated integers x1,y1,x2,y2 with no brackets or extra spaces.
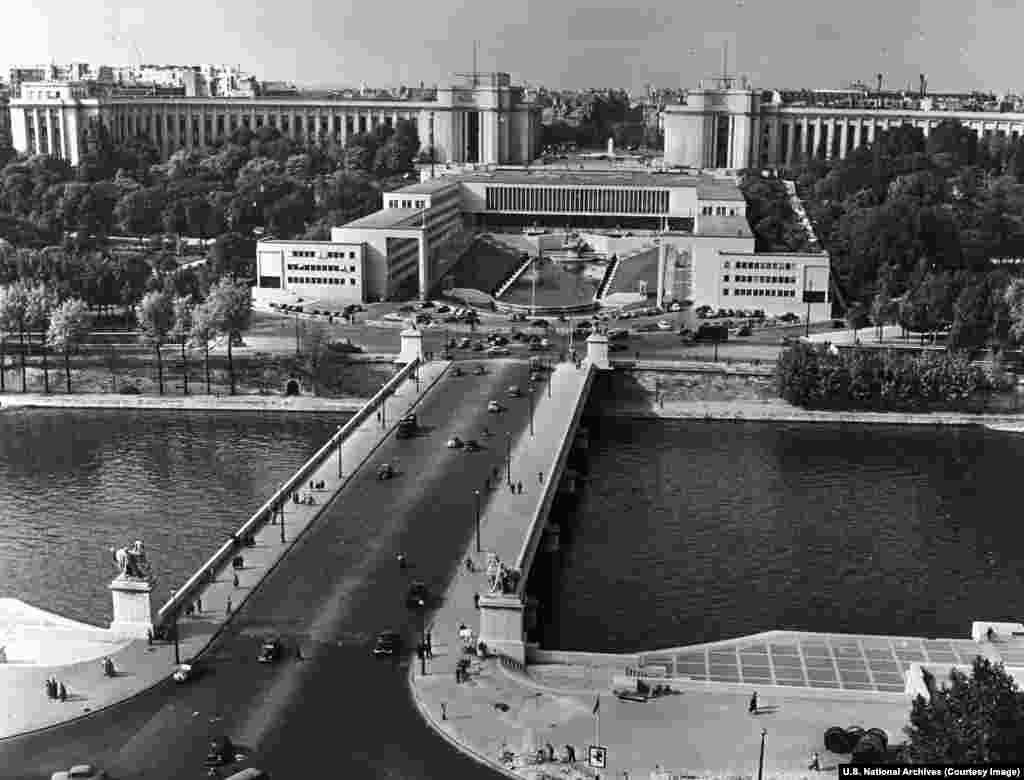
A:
665,79,1024,170
8,72,540,167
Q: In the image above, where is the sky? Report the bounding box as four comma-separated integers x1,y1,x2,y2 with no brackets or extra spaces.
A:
3,0,1021,94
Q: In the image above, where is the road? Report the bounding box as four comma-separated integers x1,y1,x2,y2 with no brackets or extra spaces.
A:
249,310,789,364
2,360,537,780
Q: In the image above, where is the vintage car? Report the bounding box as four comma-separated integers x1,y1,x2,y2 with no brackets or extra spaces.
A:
473,365,486,376
172,657,204,683
446,436,464,449
507,386,522,397
487,401,505,413
257,638,282,664
377,463,396,480
463,439,481,453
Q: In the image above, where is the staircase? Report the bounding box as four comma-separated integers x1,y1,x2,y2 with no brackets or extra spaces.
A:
493,255,536,298
594,254,622,301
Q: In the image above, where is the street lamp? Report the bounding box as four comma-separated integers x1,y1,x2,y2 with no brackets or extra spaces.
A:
528,383,535,436
506,432,512,485
172,619,180,665
294,309,301,355
337,426,344,477
279,502,286,544
757,728,767,780
474,489,481,553
418,599,427,675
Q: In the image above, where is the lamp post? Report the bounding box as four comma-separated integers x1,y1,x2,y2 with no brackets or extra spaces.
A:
506,432,512,485
528,383,535,436
805,280,813,338
172,619,180,665
419,599,427,675
757,728,767,780
342,421,350,477
474,489,481,553
294,309,301,355
280,502,286,544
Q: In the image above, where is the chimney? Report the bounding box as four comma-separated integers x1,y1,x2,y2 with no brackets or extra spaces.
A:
876,73,883,93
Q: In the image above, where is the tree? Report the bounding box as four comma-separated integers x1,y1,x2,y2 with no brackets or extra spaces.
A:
24,285,55,393
138,290,174,395
47,298,91,393
204,278,252,395
903,656,1024,763
0,282,30,391
190,300,217,394
871,265,900,342
170,295,195,395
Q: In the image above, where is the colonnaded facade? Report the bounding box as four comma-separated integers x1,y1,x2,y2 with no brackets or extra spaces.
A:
7,72,540,167
664,78,1024,170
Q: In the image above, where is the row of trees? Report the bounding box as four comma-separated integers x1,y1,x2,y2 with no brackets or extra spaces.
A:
775,342,1012,410
782,119,1024,353
0,276,251,394
0,121,420,252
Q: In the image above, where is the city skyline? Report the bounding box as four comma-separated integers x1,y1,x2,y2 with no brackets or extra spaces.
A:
4,0,1020,94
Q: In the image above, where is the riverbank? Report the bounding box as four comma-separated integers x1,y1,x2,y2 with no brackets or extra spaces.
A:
0,392,367,413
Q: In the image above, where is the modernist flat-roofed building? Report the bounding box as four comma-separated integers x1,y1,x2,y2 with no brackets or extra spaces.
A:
256,239,366,304
252,163,830,321
9,72,540,167
664,77,1024,171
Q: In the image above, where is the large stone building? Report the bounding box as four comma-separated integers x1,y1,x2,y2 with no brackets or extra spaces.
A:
664,76,1024,171
254,164,832,321
8,71,540,167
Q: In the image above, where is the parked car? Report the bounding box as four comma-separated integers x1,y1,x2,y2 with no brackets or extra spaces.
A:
487,400,505,413
406,581,430,609
257,637,282,663
51,765,108,780
373,631,402,657
507,385,522,397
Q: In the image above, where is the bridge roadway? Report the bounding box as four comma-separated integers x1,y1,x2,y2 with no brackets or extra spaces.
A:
0,359,542,780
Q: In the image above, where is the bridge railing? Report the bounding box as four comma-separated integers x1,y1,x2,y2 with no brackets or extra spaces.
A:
512,362,596,598
156,357,422,626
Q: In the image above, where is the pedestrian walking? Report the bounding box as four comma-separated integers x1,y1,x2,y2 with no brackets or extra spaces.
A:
545,743,555,762
397,552,407,569
565,744,576,764
45,678,55,700
146,627,153,645
474,593,480,609
233,572,239,588
455,666,462,684
538,471,544,484
748,691,758,714
517,481,523,494
296,643,304,661
508,481,515,493
225,597,232,615
195,596,202,613
809,752,821,771
465,556,474,572
58,681,67,702
441,702,447,721
425,631,433,658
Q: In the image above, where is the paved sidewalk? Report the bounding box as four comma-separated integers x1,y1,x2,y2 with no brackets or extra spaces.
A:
0,393,365,412
0,360,449,741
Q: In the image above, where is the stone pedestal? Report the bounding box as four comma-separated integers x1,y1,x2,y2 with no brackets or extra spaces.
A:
586,332,610,370
109,577,154,638
477,592,525,663
395,327,424,365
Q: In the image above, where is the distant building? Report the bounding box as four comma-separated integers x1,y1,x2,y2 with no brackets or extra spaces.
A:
9,70,540,167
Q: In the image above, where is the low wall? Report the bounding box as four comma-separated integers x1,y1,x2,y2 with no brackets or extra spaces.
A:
156,358,421,625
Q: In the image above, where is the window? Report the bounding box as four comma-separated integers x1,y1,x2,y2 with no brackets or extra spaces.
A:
350,278,356,285
349,251,356,259
723,261,730,269
350,265,356,272
416,200,425,208
723,275,730,282
722,289,729,296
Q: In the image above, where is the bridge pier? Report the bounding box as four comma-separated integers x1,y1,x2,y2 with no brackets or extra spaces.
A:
109,577,154,639
478,593,526,663
586,332,610,370
395,326,424,365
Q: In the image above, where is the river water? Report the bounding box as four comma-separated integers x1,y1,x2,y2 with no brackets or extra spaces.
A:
0,409,349,627
539,418,1024,652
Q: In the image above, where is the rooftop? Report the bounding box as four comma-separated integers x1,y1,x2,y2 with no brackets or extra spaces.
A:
339,208,424,230
448,168,727,190
392,178,463,196
695,215,753,237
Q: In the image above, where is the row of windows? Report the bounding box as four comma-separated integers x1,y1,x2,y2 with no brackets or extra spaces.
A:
387,199,427,209
725,275,797,285
701,206,739,217
723,289,797,297
327,251,357,259
727,261,795,271
484,186,670,215
286,263,358,273
287,277,359,286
